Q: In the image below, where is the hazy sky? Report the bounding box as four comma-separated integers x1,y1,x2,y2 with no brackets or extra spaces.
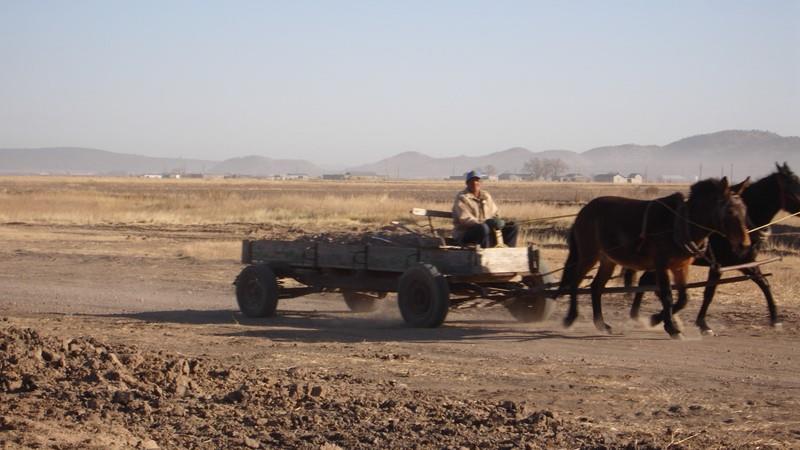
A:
1,1,798,166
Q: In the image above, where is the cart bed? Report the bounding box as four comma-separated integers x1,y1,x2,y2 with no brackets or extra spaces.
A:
242,240,540,277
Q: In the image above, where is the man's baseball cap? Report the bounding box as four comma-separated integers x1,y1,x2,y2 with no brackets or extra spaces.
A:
465,170,484,181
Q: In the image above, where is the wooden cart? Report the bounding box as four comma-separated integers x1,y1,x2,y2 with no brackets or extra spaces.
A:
234,238,555,328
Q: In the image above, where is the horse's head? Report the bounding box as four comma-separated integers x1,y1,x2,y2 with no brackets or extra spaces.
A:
689,177,750,255
775,162,800,213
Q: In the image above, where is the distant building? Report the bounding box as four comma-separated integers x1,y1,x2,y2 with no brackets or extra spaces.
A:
593,173,627,184
558,173,591,182
498,173,524,181
627,173,644,184
182,173,204,179
141,174,162,179
345,171,384,180
448,175,463,181
323,173,348,180
285,173,310,180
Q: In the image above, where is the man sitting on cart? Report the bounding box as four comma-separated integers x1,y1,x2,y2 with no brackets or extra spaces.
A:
452,170,519,247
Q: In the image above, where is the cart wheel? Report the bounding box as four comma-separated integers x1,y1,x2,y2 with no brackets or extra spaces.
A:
506,261,555,323
235,264,279,318
343,291,379,313
398,263,450,328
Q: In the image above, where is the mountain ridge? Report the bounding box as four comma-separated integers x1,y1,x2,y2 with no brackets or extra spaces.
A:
1,129,797,179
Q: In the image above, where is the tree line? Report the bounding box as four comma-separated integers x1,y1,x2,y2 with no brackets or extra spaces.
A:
475,158,569,180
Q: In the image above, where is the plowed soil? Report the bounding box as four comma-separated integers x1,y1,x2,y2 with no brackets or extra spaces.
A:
1,222,799,449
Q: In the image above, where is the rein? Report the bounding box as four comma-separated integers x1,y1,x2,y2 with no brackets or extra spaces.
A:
652,198,728,238
744,173,800,234
515,213,579,224
748,209,800,234
637,197,719,259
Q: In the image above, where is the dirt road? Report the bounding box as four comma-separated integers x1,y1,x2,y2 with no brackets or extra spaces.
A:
1,223,798,449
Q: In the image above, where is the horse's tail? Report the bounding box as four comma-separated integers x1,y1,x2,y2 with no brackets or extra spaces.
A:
557,228,579,297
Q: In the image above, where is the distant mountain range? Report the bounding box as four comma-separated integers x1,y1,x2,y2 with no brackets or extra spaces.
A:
1,130,798,179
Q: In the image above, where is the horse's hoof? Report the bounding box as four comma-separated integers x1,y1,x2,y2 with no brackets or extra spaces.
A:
650,313,664,327
670,332,684,340
701,328,716,336
563,316,576,328
594,321,613,335
771,321,783,330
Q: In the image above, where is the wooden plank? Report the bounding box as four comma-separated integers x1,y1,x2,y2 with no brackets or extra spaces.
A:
316,243,367,270
418,246,531,275
475,247,531,274
366,246,420,272
411,208,453,218
419,247,477,275
247,239,534,276
241,240,253,264
250,240,316,267
717,257,781,273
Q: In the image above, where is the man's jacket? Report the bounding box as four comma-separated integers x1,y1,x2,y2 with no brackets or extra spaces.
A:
451,188,499,241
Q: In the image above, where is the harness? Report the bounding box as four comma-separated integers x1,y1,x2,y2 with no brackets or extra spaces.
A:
637,195,718,260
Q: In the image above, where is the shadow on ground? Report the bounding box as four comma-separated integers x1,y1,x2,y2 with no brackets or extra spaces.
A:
88,308,632,344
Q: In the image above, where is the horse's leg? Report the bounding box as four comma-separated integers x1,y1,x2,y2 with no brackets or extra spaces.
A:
650,266,688,326
671,265,689,315
742,266,782,328
667,264,690,334
630,270,656,320
695,267,721,335
653,267,681,338
623,268,635,288
590,259,616,334
563,256,597,328
622,268,635,304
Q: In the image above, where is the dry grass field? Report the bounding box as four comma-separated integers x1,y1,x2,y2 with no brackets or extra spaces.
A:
0,176,682,227
2,175,799,302
2,176,800,449
2,175,798,258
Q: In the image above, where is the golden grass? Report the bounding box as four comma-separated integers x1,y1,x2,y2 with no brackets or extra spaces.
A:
0,177,655,228
1,176,797,259
1,176,799,311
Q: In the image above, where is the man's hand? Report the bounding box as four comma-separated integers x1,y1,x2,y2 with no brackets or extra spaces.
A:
485,218,505,230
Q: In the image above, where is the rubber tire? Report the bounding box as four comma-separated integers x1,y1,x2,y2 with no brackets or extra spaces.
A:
235,264,279,318
506,260,556,323
398,263,450,328
343,291,379,313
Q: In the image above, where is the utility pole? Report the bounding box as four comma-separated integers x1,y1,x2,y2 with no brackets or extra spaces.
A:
698,163,703,180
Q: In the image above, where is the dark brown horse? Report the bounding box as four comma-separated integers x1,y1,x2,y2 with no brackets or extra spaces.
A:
628,163,800,335
558,177,750,338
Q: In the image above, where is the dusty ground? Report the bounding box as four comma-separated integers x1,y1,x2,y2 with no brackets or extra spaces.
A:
1,222,799,449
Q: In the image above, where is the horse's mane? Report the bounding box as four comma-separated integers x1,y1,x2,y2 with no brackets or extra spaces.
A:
688,178,726,202
746,163,799,193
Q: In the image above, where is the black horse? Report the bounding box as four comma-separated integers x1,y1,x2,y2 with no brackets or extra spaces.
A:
558,177,750,338
627,163,800,335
